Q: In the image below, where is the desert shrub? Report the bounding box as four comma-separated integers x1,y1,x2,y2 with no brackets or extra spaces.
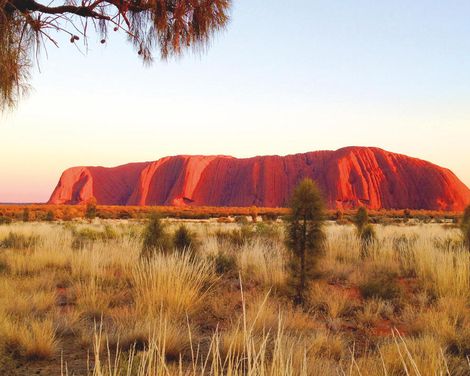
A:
70,225,117,249
250,206,259,223
117,210,133,219
0,232,39,249
211,252,237,275
141,214,171,258
335,210,344,221
22,208,30,222
359,224,376,257
85,198,97,220
234,215,249,224
1,318,57,360
45,210,55,222
254,222,282,242
62,208,73,221
71,228,100,249
361,224,375,242
96,211,113,219
460,205,470,250
173,224,197,253
0,215,12,225
353,207,376,257
0,259,8,273
285,178,325,305
433,236,462,252
215,225,254,247
393,234,418,252
354,207,368,232
446,326,470,357
103,224,117,239
359,273,402,301
263,213,278,221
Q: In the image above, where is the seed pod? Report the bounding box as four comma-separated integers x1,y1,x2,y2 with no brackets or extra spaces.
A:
74,35,79,41
100,39,106,44
114,27,118,32
70,37,75,43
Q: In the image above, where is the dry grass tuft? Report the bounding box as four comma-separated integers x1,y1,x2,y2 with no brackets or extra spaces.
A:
132,253,216,317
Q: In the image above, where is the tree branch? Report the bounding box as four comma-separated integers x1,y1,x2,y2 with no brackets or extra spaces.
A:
10,0,111,19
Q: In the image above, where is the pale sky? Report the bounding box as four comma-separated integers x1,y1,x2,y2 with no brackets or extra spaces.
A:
1,0,469,203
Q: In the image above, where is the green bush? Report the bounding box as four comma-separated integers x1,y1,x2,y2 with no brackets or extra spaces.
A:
359,224,376,258
117,210,133,219
254,222,282,243
234,216,249,224
45,210,55,222
0,216,12,225
263,213,278,221
71,225,117,249
22,208,30,222
460,206,470,250
392,234,418,252
211,252,237,275
0,232,39,249
359,274,402,300
85,199,97,220
214,225,254,247
173,224,197,253
141,214,171,258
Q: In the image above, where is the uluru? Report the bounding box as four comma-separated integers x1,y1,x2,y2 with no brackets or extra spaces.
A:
48,147,470,211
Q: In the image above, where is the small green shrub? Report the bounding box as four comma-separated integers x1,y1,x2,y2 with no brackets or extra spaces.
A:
71,228,102,249
1,232,39,249
214,225,254,247
45,211,55,222
335,210,344,221
0,216,12,225
117,210,133,219
393,234,418,252
211,252,237,275
359,274,401,301
234,216,249,224
22,208,30,222
432,236,462,252
263,213,278,221
460,206,470,250
359,224,376,258
85,199,97,220
71,225,117,249
173,224,197,253
141,214,171,257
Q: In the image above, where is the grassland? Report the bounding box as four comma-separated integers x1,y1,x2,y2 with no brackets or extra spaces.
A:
0,217,469,375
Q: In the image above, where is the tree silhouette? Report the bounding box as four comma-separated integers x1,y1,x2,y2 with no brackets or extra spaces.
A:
1,0,231,109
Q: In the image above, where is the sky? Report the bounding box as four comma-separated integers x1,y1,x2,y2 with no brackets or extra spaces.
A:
1,0,470,203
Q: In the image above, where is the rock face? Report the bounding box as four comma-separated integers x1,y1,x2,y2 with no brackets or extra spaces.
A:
48,147,470,210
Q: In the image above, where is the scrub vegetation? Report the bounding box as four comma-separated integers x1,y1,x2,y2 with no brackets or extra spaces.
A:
0,212,469,375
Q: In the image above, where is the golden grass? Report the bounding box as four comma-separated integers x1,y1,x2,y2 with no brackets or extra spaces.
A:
237,240,287,288
0,220,468,375
0,316,57,360
132,253,216,317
